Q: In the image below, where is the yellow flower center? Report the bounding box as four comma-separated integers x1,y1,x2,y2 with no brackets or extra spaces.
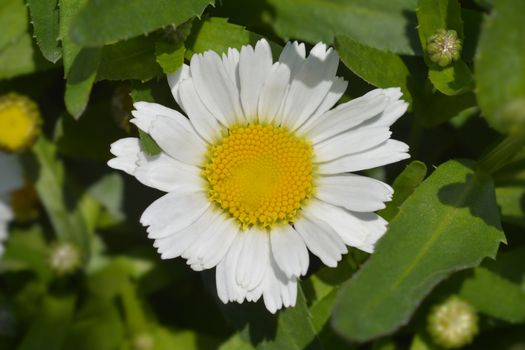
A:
204,124,315,229
0,94,41,152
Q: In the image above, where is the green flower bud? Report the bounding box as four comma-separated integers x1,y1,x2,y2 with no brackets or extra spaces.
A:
49,242,81,276
427,296,479,349
427,29,463,67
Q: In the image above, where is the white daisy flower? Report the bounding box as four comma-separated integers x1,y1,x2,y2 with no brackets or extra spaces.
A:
0,152,23,257
108,40,409,313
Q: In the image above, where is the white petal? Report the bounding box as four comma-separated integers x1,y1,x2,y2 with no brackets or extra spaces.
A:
190,51,244,125
178,78,222,142
270,224,309,278
273,41,306,125
236,228,269,290
318,140,410,174
281,43,339,130
155,207,217,258
107,138,141,175
362,87,408,128
134,152,203,193
299,89,389,143
308,76,348,121
314,126,392,162
222,48,240,89
131,102,207,166
141,189,209,239
316,174,393,212
257,62,291,124
216,234,247,303
347,212,388,253
304,199,371,250
239,39,273,120
262,257,298,313
167,64,190,108
185,214,239,270
294,216,347,267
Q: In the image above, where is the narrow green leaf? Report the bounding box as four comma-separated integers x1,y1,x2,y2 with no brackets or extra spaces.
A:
267,0,421,56
475,0,525,134
0,33,46,79
155,40,185,74
332,160,505,342
69,0,213,46
379,161,427,221
0,0,27,52
60,0,100,118
335,35,415,106
428,61,474,96
97,36,162,81
23,137,91,257
138,129,162,156
457,267,525,323
185,17,280,59
18,295,76,350
26,0,62,63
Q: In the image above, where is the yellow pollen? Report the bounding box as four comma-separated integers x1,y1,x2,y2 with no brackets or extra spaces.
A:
204,123,315,229
0,94,41,152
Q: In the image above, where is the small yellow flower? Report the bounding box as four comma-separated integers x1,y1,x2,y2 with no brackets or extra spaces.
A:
0,93,42,152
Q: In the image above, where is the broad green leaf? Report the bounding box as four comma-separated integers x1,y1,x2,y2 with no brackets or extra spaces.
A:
97,36,162,81
139,129,162,156
332,160,505,342
219,333,256,350
267,0,421,56
416,0,474,96
18,295,76,350
335,35,415,106
379,161,427,221
185,17,281,59
0,34,43,79
23,137,91,257
69,0,213,46
26,0,62,63
62,298,124,350
457,267,525,323
496,187,525,228
475,0,525,134
0,0,27,52
155,40,185,74
60,0,101,118
153,327,221,350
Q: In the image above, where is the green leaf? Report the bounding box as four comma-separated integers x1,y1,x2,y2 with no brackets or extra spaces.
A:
332,160,505,342
26,0,62,63
267,0,421,56
457,267,525,323
97,36,162,81
475,0,525,134
23,137,91,257
62,298,124,350
335,35,415,106
379,161,427,221
0,0,27,52
138,129,162,156
18,295,76,350
496,187,525,228
0,33,47,79
155,40,185,74
416,0,474,95
185,17,280,59
219,333,256,350
153,327,221,350
427,61,474,96
60,0,101,118
69,0,213,46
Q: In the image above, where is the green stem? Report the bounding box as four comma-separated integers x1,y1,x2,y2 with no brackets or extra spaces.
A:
477,133,525,174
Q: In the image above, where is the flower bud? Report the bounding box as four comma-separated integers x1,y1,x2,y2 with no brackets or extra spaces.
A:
427,29,463,67
0,94,41,153
427,296,479,349
49,242,81,276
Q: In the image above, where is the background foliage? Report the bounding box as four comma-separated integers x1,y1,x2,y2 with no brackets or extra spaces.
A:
1,0,525,349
